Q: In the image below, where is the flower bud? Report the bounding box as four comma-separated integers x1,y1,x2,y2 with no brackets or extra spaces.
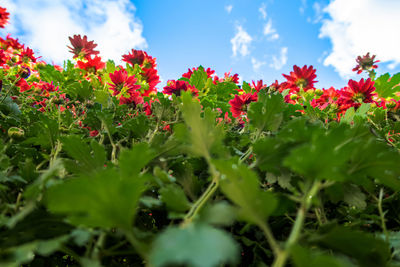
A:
289,94,298,101
8,127,24,139
315,89,324,96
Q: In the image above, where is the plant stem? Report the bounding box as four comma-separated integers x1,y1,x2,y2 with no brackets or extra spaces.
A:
272,180,321,267
257,220,282,256
182,155,220,225
378,188,389,243
102,120,118,164
124,229,148,261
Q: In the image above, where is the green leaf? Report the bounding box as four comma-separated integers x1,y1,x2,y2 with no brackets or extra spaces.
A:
242,81,251,93
118,143,154,178
342,184,366,209
215,159,277,224
180,91,225,157
200,201,236,226
46,168,147,229
283,124,360,181
160,184,191,212
309,225,391,267
150,223,239,267
61,136,105,174
248,91,285,132
374,73,400,98
94,90,109,105
189,66,208,91
291,245,355,267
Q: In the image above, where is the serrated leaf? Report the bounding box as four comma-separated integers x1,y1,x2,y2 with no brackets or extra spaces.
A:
309,225,391,267
180,91,225,157
343,184,366,209
189,66,208,91
46,169,147,229
160,184,191,212
61,136,105,174
248,91,285,132
374,73,400,98
215,159,277,224
150,223,239,267
118,143,154,178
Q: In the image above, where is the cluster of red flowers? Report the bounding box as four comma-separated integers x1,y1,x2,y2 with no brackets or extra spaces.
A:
0,5,399,134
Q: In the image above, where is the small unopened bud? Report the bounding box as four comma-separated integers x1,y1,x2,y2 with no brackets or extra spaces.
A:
315,89,324,96
386,100,396,109
8,127,24,139
290,94,298,101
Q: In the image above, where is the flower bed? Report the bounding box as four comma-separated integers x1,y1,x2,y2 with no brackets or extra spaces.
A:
1,7,400,267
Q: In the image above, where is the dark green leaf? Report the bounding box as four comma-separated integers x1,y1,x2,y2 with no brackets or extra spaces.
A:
160,184,191,212
215,159,277,224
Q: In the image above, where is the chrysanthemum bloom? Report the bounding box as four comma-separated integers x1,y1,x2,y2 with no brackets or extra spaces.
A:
0,7,10,29
251,80,267,92
0,34,22,50
122,49,156,69
0,50,8,66
118,90,144,106
141,67,160,96
163,80,198,96
311,87,340,110
282,65,317,92
229,92,258,118
338,78,376,107
108,69,141,95
77,56,105,73
223,72,240,84
352,53,379,74
16,78,31,92
269,80,286,93
17,47,37,64
68,35,100,59
40,81,58,93
182,67,215,79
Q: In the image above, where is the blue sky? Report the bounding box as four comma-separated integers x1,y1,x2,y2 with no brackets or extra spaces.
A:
2,0,400,89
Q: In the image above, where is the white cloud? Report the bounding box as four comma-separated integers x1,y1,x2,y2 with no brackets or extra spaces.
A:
312,2,324,23
0,0,147,64
231,25,252,57
299,0,307,14
259,3,267,20
270,47,288,70
251,57,266,72
225,5,233,14
263,19,279,40
320,0,400,78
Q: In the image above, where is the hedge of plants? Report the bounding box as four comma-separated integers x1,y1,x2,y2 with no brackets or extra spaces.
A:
1,6,400,267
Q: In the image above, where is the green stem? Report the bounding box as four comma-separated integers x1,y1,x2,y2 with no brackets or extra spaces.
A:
257,220,282,256
102,120,118,164
378,188,389,243
124,230,148,262
272,180,321,267
182,156,220,225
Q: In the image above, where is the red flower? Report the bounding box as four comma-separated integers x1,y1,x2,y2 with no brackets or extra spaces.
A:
352,53,379,74
16,78,31,92
269,80,286,93
118,90,144,106
67,35,100,59
41,81,58,93
0,34,22,50
0,50,8,66
108,69,140,96
90,130,99,137
18,47,38,64
182,67,215,79
122,49,156,69
223,71,239,84
163,80,198,96
282,65,317,92
141,67,160,96
338,78,376,107
229,92,258,118
0,7,10,29
311,87,340,110
251,80,267,92
77,56,105,73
